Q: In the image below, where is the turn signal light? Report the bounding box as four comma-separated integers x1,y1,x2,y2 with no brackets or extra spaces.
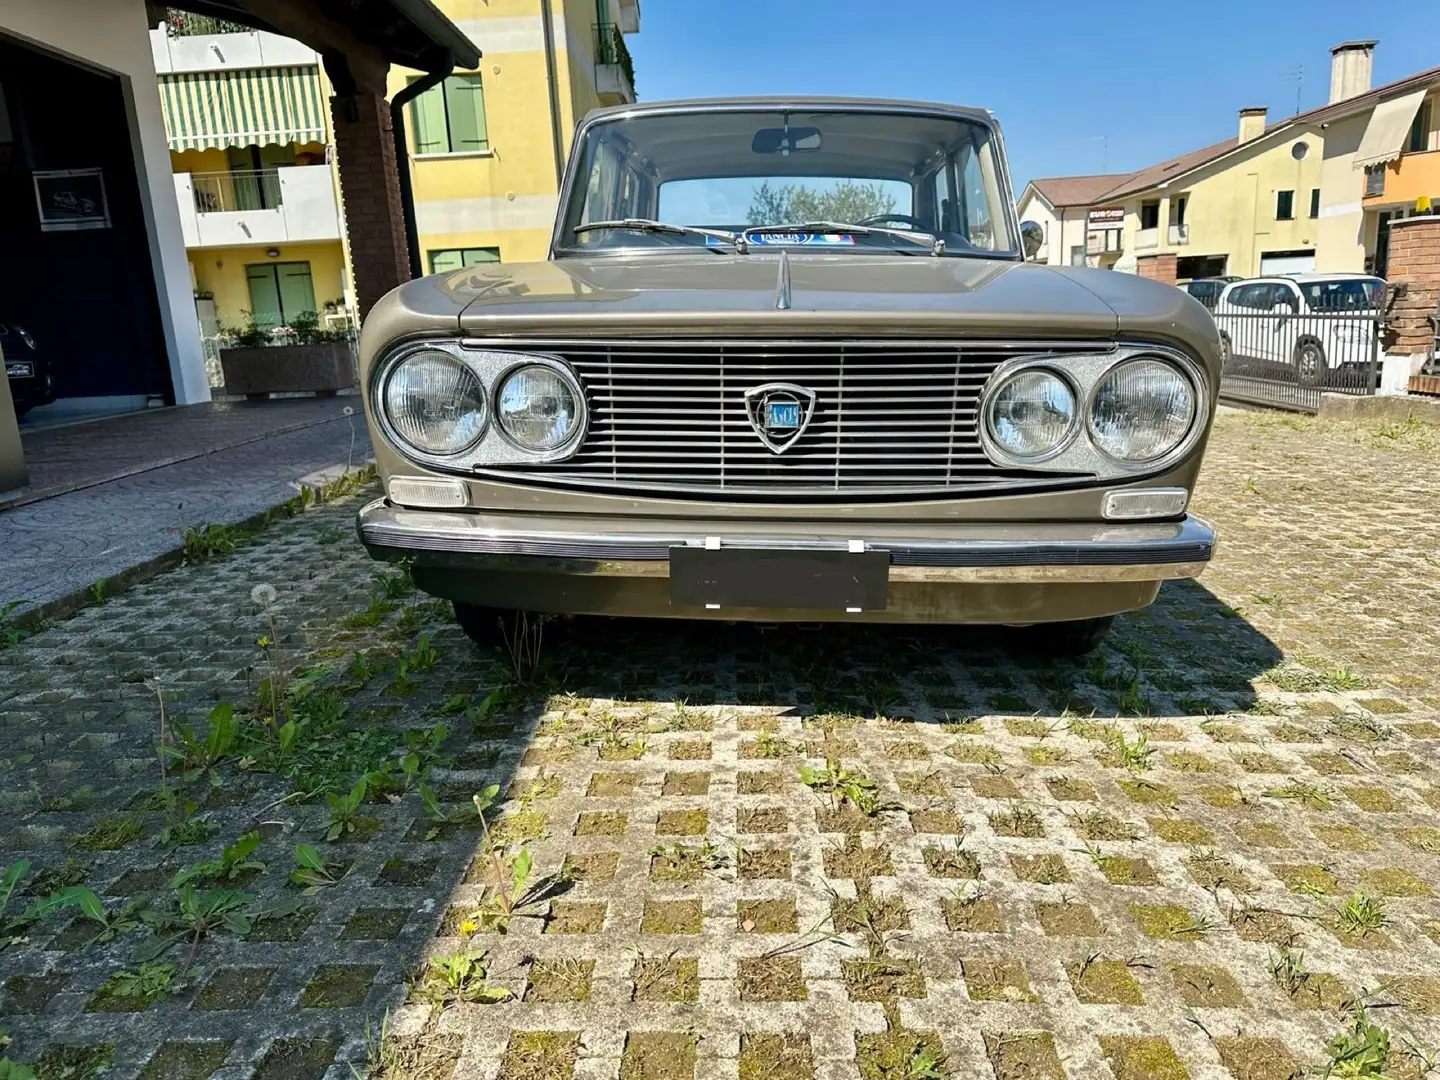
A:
1102,488,1188,520
387,476,468,509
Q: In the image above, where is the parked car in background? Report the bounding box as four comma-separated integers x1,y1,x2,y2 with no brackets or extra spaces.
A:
1,320,54,417
355,97,1221,657
1180,277,1238,311
1211,273,1384,386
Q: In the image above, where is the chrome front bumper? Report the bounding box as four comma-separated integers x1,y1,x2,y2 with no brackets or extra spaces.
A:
356,498,1215,584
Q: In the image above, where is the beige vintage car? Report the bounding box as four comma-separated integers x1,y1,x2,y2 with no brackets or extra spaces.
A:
357,98,1218,656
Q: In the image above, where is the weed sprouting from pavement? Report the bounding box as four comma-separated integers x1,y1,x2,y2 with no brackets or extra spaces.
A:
798,760,887,816
1334,891,1387,937
1264,778,1335,811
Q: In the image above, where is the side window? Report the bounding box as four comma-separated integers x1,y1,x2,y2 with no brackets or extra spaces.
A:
1272,284,1299,312
1226,285,1256,309
958,144,995,249
931,168,955,234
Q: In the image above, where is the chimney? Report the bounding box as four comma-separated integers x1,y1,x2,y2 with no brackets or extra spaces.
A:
1329,40,1377,104
1238,107,1268,144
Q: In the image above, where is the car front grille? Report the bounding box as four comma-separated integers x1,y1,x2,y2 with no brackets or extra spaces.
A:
471,338,1110,499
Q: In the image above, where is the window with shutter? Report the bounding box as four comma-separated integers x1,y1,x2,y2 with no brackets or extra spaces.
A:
408,74,487,154
446,76,488,152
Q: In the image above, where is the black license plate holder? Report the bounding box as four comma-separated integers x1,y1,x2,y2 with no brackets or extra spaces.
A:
669,546,890,611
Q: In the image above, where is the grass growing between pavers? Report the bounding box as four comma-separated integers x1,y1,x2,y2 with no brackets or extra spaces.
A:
4,411,1440,1075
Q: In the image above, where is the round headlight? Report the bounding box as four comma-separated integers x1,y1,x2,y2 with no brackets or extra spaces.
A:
496,364,582,451
1089,359,1197,463
383,351,487,455
986,369,1077,460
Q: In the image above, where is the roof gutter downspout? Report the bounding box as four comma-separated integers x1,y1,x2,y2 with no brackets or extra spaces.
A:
390,49,455,279
539,0,565,187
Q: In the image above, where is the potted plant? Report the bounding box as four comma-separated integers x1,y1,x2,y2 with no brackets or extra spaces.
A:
217,310,356,398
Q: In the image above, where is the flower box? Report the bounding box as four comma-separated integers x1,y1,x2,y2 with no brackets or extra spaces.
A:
219,341,356,397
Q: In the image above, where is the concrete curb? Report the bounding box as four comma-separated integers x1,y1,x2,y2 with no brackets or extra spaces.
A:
1316,393,1440,424
9,462,376,634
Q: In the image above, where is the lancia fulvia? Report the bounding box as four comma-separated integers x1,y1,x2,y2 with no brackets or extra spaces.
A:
356,98,1218,656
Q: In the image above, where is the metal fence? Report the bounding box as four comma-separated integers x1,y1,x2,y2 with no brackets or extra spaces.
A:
1214,309,1381,413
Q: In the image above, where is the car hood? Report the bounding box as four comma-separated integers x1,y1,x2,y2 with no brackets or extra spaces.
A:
360,253,1220,370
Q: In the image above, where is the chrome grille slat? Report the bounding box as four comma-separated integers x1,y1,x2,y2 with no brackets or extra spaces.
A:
468,338,1108,497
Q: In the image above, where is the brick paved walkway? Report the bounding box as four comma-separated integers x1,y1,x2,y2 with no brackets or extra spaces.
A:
1,409,1439,1080
0,400,371,616
3,399,361,510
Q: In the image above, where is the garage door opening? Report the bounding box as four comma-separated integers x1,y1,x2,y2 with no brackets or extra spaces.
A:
0,32,170,425
1259,249,1316,276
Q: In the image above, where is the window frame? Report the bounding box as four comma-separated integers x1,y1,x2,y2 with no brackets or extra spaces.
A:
408,73,489,156
1139,199,1160,230
1275,189,1295,221
1407,98,1432,154
1308,188,1320,219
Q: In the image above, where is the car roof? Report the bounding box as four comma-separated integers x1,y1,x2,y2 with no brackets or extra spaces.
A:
1278,272,1382,282
581,96,996,127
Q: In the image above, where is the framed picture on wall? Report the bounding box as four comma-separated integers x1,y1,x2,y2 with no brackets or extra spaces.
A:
34,168,111,231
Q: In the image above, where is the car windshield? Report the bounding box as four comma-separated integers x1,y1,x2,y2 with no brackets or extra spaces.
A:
1299,278,1384,310
556,107,1016,257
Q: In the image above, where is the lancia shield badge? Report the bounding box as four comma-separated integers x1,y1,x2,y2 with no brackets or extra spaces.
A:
743,382,816,454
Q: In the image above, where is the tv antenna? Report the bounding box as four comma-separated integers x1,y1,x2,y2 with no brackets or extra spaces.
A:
1280,65,1303,115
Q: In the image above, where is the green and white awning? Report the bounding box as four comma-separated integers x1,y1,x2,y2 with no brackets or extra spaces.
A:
160,66,326,152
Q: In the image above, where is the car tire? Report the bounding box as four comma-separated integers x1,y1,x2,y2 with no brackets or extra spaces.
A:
1019,616,1114,658
453,601,526,648
1294,338,1327,387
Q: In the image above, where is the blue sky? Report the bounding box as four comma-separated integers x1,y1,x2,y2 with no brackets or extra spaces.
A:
625,1,1440,192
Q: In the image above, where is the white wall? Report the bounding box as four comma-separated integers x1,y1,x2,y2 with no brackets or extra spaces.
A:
173,165,344,247
149,26,318,73
1316,113,1369,272
1,0,209,404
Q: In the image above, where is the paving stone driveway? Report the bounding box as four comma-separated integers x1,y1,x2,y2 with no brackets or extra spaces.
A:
2,408,1440,1080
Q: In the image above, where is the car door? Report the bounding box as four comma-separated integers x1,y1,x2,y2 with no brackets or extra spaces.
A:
1269,282,1301,366
1219,284,1266,365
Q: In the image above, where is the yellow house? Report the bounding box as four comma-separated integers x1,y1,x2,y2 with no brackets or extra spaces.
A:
152,17,353,369
1017,41,1436,283
394,0,640,270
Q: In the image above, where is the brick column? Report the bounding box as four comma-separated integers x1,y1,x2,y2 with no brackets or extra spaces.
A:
1136,253,1178,285
330,89,410,318
1385,216,1440,356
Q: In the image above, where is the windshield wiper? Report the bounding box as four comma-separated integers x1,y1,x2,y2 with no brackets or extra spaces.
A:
573,218,740,249
742,221,946,256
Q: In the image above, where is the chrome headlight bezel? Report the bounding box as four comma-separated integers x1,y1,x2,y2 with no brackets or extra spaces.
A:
1085,357,1200,466
493,359,588,454
372,341,589,470
978,366,1081,464
978,345,1207,478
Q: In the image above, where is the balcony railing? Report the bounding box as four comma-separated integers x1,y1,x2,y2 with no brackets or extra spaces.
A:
1086,230,1122,255
594,22,635,89
191,168,283,213
1168,223,1190,245
1135,227,1159,250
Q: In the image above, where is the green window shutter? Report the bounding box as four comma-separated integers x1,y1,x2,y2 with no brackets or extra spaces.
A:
245,266,283,330
429,249,464,274
462,248,501,266
277,262,317,323
409,78,450,154
445,75,487,152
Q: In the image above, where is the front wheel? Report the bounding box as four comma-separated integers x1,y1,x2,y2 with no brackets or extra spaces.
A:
453,601,526,648
1295,338,1327,387
1018,616,1114,658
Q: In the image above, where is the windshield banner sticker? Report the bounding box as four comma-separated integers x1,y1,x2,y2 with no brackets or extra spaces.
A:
742,233,856,246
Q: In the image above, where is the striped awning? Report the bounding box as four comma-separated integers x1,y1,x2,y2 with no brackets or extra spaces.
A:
159,66,326,152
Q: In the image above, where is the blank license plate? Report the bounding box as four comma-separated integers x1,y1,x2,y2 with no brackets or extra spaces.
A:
669,547,890,610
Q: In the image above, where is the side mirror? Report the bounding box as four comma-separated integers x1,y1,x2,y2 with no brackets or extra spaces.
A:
1020,220,1044,261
